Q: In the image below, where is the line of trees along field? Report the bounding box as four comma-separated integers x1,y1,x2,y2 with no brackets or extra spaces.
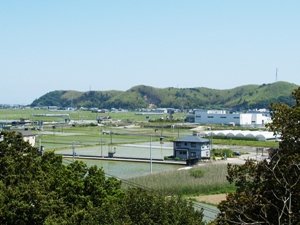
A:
31,81,298,110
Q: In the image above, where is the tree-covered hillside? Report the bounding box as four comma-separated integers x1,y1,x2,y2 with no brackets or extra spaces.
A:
31,81,298,110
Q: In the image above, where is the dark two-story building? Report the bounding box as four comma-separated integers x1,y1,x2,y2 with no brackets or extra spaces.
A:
173,135,211,163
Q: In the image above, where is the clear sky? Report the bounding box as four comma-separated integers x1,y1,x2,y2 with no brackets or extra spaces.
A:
1,0,300,104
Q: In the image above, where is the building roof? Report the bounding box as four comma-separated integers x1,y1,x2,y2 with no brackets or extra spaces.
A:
175,135,209,143
16,130,36,137
202,130,279,141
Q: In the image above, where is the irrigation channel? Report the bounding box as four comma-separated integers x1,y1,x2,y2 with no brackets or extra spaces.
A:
59,142,220,222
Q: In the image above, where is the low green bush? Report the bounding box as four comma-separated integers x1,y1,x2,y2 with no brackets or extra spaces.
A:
211,148,234,158
189,169,204,178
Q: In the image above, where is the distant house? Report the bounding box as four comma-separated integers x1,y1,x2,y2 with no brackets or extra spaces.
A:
173,135,211,162
0,130,36,147
18,130,36,147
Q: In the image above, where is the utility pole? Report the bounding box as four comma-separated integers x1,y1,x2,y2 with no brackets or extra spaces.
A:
209,127,213,151
100,129,103,157
72,142,75,161
110,131,112,154
150,135,152,174
39,138,44,155
72,141,80,161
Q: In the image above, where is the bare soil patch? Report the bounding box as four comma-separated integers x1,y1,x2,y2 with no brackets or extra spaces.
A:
194,193,227,205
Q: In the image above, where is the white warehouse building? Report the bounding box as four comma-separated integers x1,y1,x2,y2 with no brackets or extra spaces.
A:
193,110,271,127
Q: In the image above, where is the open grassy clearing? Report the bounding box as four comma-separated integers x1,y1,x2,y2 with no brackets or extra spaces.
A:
212,138,278,148
127,163,235,196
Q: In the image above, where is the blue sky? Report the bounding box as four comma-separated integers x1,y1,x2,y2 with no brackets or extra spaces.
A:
1,0,300,104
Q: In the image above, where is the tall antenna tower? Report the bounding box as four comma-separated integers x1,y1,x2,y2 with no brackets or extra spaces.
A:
275,68,278,82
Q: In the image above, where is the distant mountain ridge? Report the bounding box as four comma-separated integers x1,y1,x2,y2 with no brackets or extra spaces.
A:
31,81,299,110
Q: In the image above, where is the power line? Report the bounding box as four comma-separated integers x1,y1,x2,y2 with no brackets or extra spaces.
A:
104,172,221,216
61,159,220,221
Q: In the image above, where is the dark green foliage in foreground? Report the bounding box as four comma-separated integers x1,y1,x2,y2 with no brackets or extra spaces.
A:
0,131,204,225
215,88,300,225
31,81,298,110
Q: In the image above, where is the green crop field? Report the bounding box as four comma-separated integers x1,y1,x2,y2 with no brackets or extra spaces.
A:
212,138,278,148
37,126,162,150
0,108,185,122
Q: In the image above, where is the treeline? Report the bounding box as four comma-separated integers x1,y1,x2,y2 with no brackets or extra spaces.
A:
214,87,300,224
31,81,298,110
0,131,204,225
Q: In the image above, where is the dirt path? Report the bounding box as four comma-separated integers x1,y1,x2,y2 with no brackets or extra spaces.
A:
194,193,227,205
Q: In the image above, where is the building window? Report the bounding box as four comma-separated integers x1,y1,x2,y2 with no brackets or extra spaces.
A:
191,143,196,147
179,151,186,155
184,142,188,146
233,117,240,119
202,145,209,149
207,116,214,118
220,116,227,118
176,142,181,147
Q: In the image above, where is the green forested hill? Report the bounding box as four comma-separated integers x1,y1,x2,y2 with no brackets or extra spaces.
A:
31,81,298,110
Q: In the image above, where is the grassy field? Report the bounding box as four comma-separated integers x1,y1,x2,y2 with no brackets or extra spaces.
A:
127,163,235,196
1,108,278,150
212,138,278,148
37,124,276,152
38,125,164,150
0,108,185,122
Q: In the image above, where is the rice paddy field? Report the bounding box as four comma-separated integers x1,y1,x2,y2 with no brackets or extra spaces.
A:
0,108,277,149
0,108,185,122
0,108,276,193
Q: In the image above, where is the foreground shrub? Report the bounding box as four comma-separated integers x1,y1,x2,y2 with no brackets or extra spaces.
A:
0,131,205,225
